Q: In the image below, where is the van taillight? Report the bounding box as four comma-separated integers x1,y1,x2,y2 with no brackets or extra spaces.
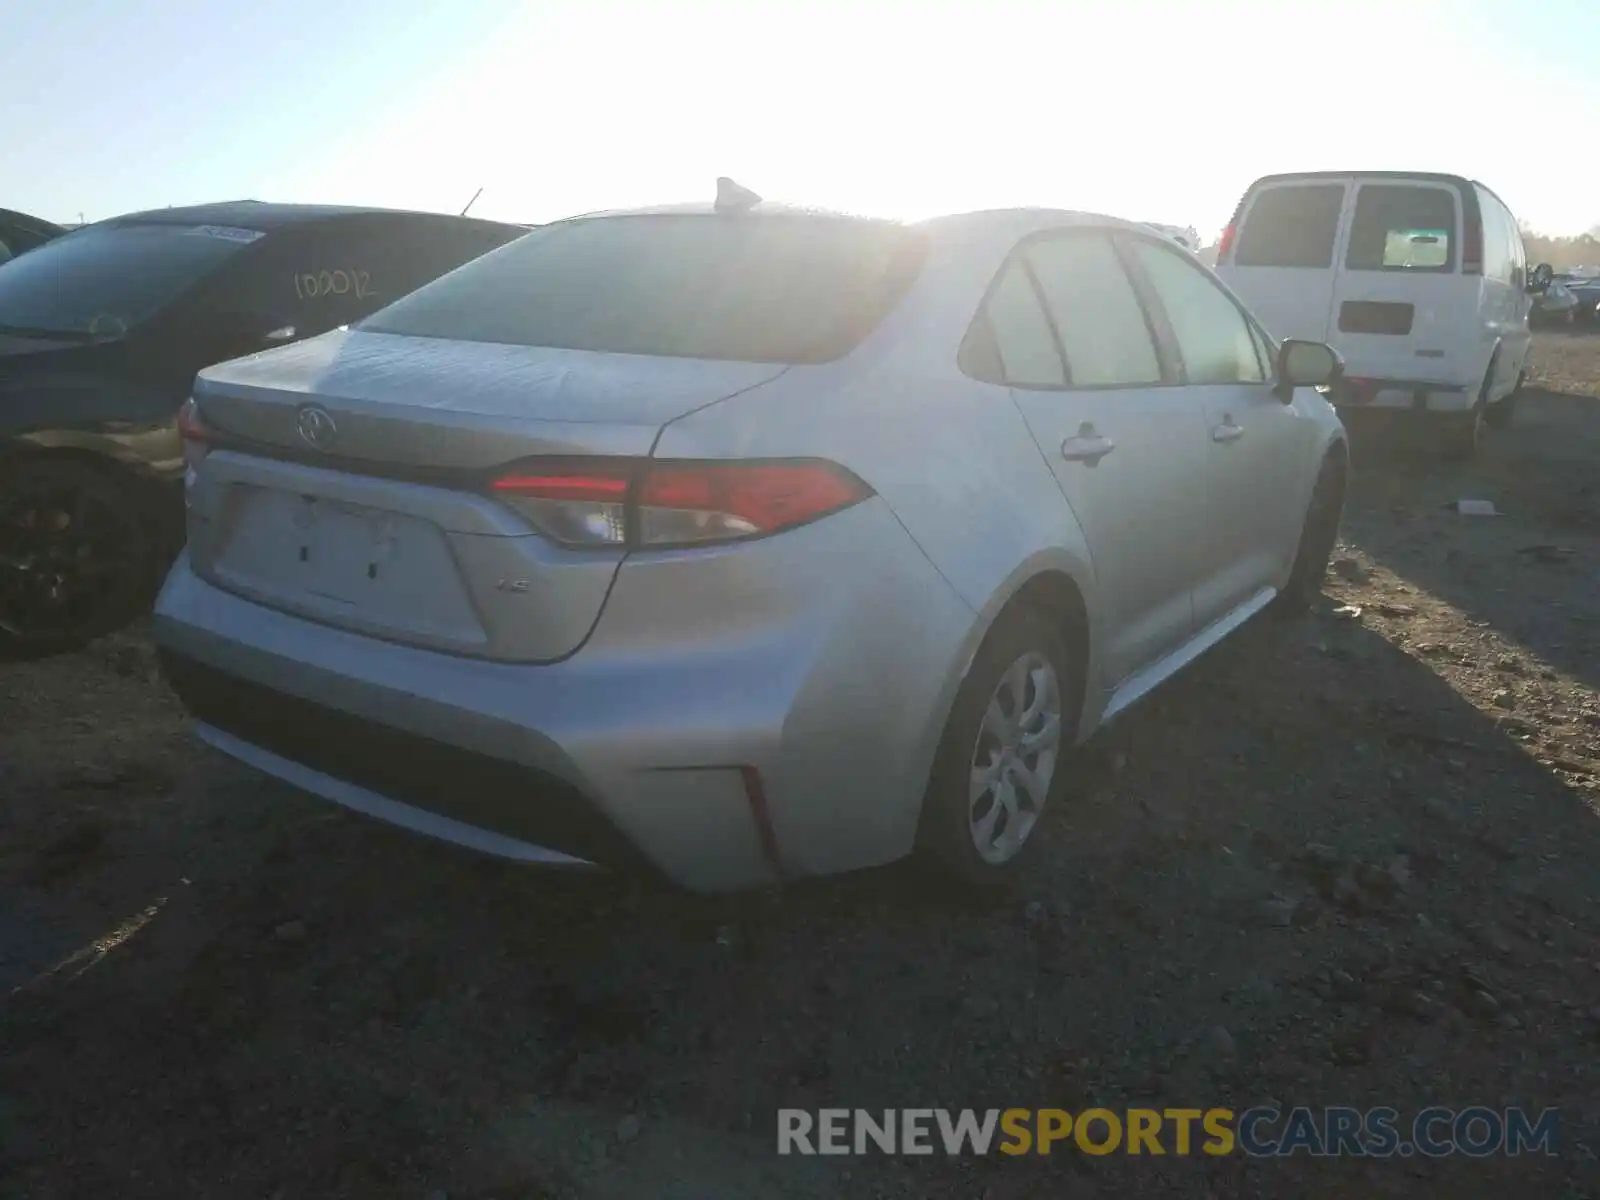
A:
177,397,212,472
1217,223,1237,262
1462,213,1483,276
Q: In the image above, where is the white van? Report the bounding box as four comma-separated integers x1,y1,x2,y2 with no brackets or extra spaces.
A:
1215,172,1553,458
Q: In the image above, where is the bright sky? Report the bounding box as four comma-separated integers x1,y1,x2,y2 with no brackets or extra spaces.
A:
5,0,1598,238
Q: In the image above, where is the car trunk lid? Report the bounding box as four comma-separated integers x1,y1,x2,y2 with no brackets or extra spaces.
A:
193,328,788,466
186,330,789,660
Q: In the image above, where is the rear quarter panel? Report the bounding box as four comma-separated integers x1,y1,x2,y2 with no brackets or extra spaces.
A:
652,295,1104,748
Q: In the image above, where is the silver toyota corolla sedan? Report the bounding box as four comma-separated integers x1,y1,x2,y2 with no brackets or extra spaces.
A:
153,191,1349,892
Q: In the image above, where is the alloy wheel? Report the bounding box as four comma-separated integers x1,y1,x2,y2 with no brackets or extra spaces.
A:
968,651,1063,864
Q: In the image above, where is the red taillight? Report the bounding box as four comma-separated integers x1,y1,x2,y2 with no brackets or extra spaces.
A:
1462,213,1483,276
491,472,630,502
176,397,212,472
1217,223,1237,262
639,462,866,538
489,458,872,548
1342,377,1377,405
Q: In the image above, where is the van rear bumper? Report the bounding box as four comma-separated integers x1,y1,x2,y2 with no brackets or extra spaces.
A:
1332,377,1472,413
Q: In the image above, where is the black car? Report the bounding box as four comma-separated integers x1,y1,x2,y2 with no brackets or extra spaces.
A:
1560,274,1600,324
0,201,526,659
0,207,66,264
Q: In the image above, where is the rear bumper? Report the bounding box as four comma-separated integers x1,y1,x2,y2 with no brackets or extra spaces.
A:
151,499,976,892
1332,378,1473,413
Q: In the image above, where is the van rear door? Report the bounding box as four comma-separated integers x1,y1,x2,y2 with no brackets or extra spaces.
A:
1217,177,1351,342
1325,178,1471,386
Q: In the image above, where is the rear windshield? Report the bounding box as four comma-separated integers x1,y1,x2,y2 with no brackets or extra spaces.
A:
1233,184,1345,268
1345,185,1456,272
0,221,259,338
359,214,929,363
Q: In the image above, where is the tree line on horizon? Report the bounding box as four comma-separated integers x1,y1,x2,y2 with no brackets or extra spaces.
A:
1519,227,1600,272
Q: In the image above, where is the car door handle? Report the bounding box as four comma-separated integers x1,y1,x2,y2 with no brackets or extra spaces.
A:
1211,420,1245,444
1061,426,1117,465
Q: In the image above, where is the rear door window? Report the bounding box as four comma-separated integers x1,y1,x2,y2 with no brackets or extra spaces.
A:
1023,234,1163,386
1345,184,1457,272
1129,238,1267,385
1234,184,1345,268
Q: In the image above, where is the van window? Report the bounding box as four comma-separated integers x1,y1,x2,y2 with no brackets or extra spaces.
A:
1233,184,1345,268
1345,185,1456,272
1479,197,1514,284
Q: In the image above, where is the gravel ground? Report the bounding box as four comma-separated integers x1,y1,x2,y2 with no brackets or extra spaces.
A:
3,334,1598,1200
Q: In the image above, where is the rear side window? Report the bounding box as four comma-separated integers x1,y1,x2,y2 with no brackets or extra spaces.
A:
361,214,928,364
963,262,1066,387
1234,184,1345,268
1345,184,1456,272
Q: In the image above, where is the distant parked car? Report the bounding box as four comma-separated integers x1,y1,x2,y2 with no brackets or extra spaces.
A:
1143,222,1200,252
154,188,1349,893
1532,279,1580,326
1557,274,1600,324
0,201,526,659
0,207,65,264
1215,171,1553,457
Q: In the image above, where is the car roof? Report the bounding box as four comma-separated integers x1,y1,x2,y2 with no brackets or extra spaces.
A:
1244,170,1480,189
0,206,66,237
101,200,523,234
555,201,1147,239
920,208,1149,237
1233,171,1521,227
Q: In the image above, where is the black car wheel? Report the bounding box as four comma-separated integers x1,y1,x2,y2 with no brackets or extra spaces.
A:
0,456,160,661
1484,370,1523,430
1276,450,1347,615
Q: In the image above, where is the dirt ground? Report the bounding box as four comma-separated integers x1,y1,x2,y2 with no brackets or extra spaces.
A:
3,334,1598,1200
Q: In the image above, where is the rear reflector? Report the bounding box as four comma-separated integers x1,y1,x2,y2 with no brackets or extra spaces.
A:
177,397,212,471
490,458,872,549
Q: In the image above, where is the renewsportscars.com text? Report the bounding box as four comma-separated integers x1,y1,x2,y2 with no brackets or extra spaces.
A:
777,1107,1559,1158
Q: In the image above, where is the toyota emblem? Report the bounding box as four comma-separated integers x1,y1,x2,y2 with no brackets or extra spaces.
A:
296,404,338,451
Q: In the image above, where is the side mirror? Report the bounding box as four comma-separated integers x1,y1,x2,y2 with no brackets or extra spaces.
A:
1529,263,1554,294
1275,339,1342,401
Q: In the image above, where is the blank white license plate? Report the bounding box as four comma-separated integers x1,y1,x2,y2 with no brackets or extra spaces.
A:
213,486,484,641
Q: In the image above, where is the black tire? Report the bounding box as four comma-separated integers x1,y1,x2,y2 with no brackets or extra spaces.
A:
1440,400,1485,462
0,456,161,661
1478,395,1516,432
917,606,1080,888
1483,385,1520,430
1440,359,1504,461
1276,451,1347,615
